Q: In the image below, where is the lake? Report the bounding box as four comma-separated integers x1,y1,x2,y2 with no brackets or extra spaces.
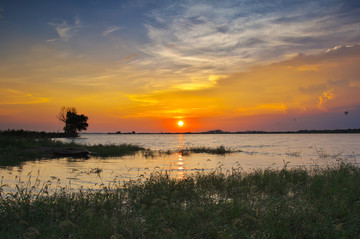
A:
1,133,359,193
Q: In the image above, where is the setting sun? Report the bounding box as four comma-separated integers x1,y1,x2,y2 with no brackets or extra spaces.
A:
177,120,184,127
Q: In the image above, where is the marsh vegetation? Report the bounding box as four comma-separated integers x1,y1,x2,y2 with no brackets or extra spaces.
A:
1,131,359,238
1,161,359,238
0,132,236,166
0,135,146,166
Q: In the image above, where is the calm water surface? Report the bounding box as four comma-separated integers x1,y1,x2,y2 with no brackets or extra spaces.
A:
1,134,359,193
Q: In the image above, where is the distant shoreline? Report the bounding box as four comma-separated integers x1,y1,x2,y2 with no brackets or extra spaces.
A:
1,128,360,137
104,128,360,135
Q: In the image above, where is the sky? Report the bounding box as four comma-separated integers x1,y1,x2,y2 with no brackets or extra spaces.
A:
0,0,359,133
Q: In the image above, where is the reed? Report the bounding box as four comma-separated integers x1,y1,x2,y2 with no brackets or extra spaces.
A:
1,161,359,238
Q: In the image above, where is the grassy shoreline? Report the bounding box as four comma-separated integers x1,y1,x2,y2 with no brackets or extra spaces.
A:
0,134,237,167
0,136,146,165
1,161,359,238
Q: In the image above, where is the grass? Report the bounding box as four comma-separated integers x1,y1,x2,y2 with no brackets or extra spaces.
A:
0,129,66,138
0,135,235,167
1,161,359,238
0,136,74,164
179,145,236,156
142,146,236,158
84,144,145,157
0,136,145,165
140,146,235,159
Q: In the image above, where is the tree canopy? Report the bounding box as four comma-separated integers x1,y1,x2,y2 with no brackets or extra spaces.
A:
57,107,88,137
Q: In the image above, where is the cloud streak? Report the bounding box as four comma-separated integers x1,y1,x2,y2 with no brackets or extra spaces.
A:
136,0,360,83
0,89,48,105
50,17,82,41
102,26,122,36
123,44,360,123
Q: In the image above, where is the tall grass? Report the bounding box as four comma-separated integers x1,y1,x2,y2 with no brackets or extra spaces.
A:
1,161,359,238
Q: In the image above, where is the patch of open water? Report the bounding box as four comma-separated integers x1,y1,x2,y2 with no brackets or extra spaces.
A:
1,134,359,194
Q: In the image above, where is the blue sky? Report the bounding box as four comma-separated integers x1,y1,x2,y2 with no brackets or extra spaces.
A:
2,0,359,68
0,0,359,132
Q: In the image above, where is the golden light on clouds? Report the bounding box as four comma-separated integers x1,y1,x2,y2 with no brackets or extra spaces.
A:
175,75,224,91
302,65,325,72
0,0,359,132
2,44,359,132
318,90,335,110
0,89,49,105
237,103,288,116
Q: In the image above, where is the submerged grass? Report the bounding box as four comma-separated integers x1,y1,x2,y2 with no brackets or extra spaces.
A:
180,145,235,155
85,144,145,157
141,146,235,158
1,161,359,238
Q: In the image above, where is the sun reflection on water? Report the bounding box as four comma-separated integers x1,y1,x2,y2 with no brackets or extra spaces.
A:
176,152,186,180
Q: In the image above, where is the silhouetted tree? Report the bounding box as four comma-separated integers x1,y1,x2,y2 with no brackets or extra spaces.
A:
57,107,88,137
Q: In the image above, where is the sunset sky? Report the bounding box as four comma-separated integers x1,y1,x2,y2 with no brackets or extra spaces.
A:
1,0,359,132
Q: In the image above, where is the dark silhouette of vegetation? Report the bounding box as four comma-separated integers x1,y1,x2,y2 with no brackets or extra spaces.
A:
0,129,65,138
0,135,146,166
201,128,360,134
57,107,88,137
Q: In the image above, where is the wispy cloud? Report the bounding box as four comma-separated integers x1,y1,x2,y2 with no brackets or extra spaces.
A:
318,90,335,110
136,0,360,82
123,44,360,120
49,17,82,41
102,26,122,36
0,89,48,105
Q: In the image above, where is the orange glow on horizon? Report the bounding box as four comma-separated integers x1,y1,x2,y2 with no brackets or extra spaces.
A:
159,118,201,132
1,45,359,133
